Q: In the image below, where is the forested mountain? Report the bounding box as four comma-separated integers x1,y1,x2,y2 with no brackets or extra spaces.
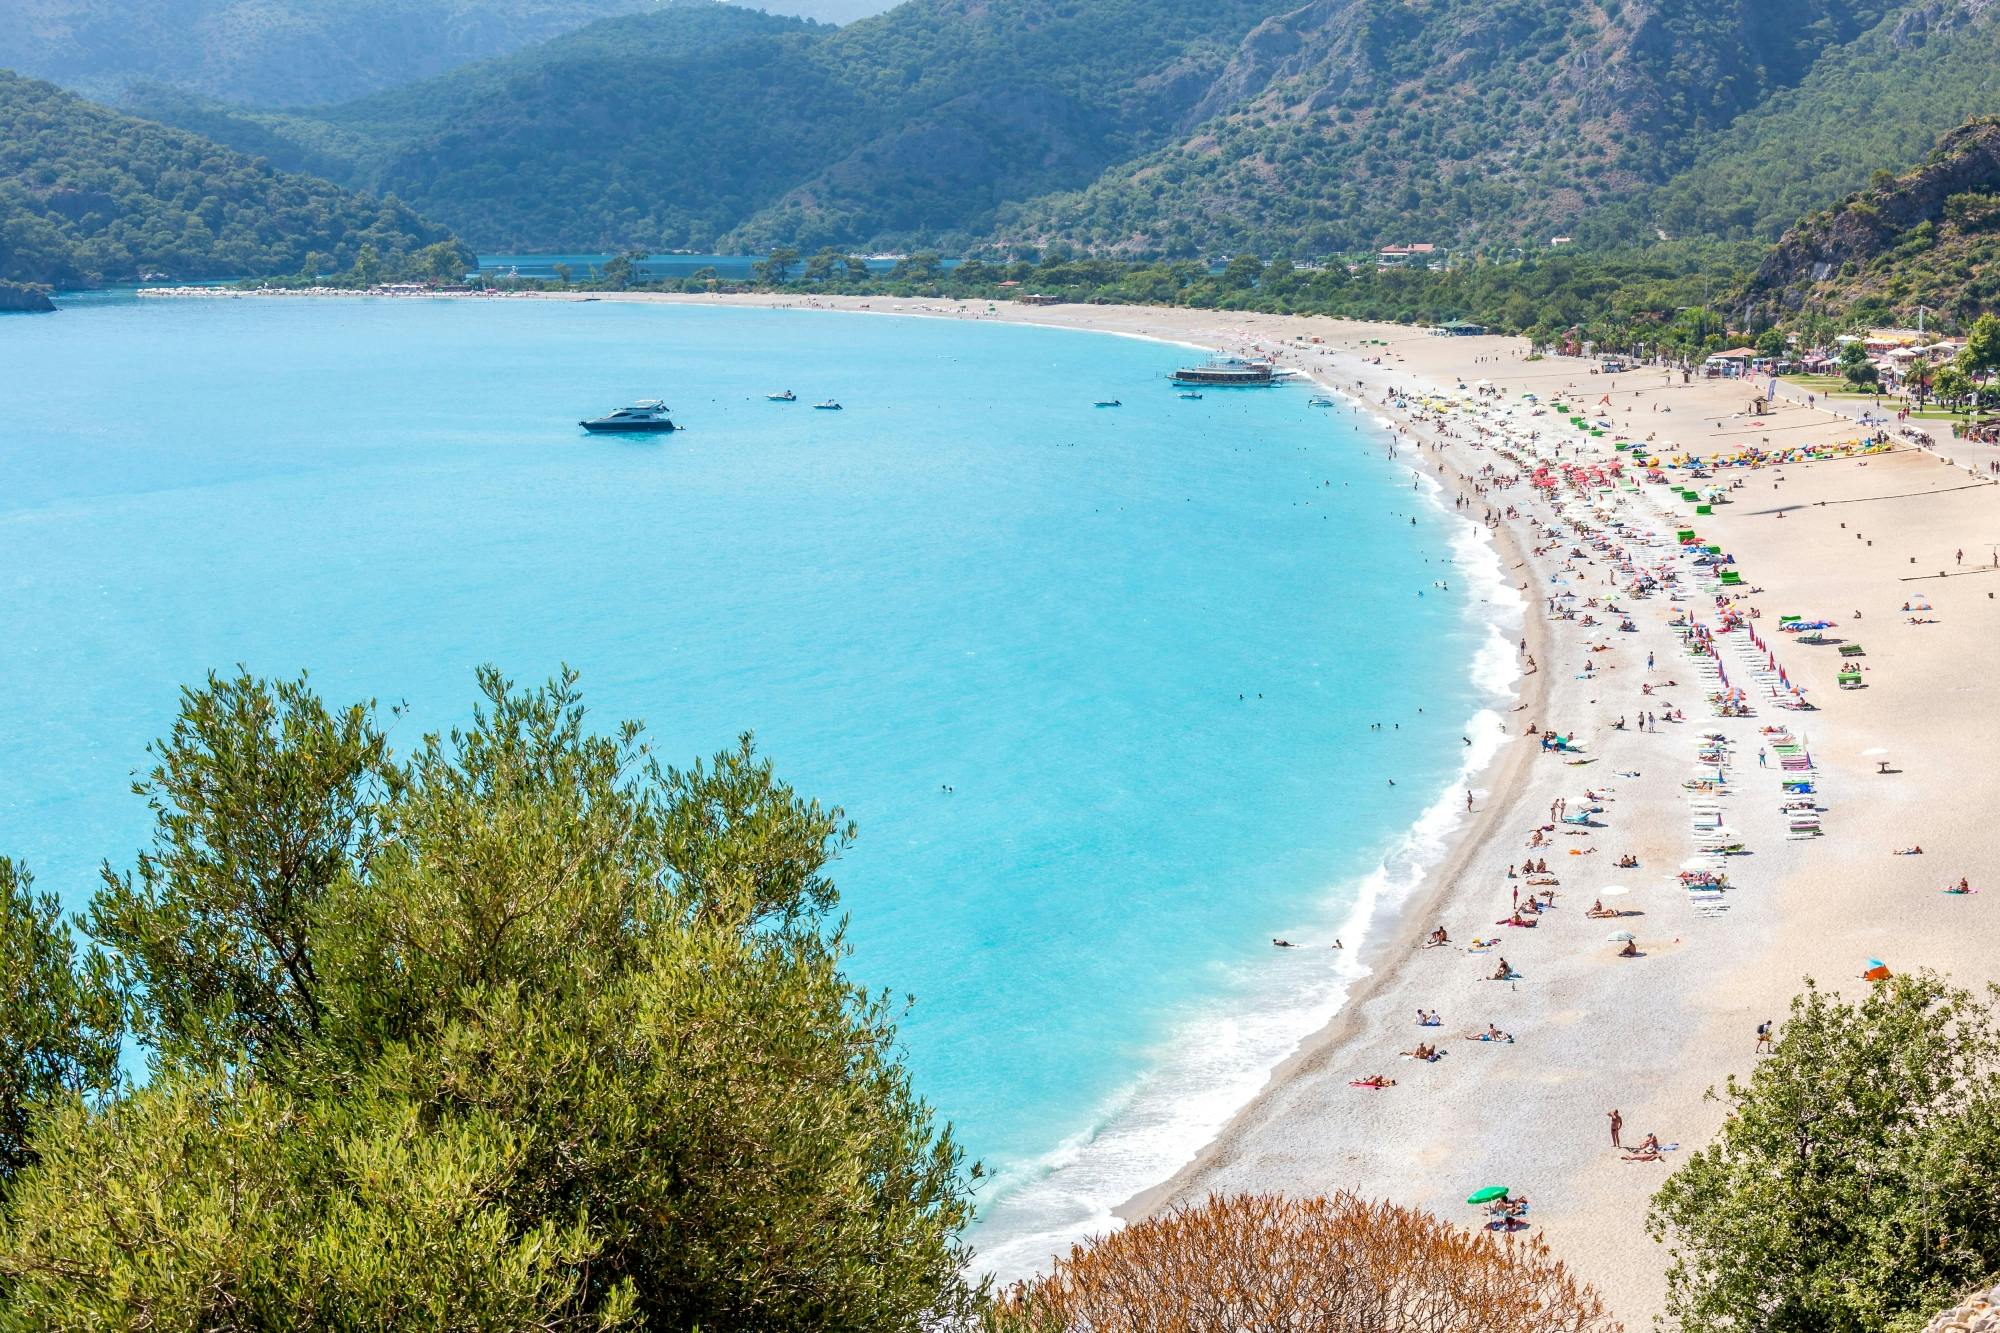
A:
1005,0,1904,256
0,0,666,105
0,72,464,288
130,0,1275,253
1604,0,2000,244
1744,118,2000,328
61,0,2000,260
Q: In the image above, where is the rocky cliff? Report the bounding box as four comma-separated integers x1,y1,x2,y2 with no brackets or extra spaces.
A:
1748,117,2000,312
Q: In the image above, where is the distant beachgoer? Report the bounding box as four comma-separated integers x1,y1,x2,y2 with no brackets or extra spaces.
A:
1273,938,1295,948
1618,938,1639,958
1608,1108,1623,1147
1755,1020,1773,1053
1491,958,1513,981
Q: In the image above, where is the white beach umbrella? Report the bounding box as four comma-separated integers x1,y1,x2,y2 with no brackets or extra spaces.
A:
1860,747,1889,758
1606,930,1636,942
1599,886,1631,896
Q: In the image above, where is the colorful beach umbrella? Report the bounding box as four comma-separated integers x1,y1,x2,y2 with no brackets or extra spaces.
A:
1466,1186,1510,1204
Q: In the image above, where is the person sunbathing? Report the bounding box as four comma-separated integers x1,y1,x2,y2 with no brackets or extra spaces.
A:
1468,1024,1513,1042
1416,1009,1441,1026
1498,912,1535,928
1351,1074,1396,1089
1945,879,1976,895
1489,958,1514,981
1895,846,1923,855
1425,926,1451,948
1616,854,1638,868
1401,1044,1440,1062
1617,938,1640,958
1633,1133,1660,1154
1586,900,1617,918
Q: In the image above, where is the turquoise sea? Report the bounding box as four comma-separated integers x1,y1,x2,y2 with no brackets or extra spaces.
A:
0,295,1515,1274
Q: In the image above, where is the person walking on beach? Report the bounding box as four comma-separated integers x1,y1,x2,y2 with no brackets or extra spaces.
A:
1756,1020,1774,1053
1608,1108,1623,1148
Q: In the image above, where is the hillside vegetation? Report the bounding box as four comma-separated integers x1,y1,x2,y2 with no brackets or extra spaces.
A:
29,0,2000,258
1745,118,2000,328
131,0,1275,253
1006,0,1901,256
1602,0,2000,243
0,0,667,105
0,72,463,287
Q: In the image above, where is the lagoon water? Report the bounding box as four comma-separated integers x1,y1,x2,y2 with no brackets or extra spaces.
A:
0,295,1511,1273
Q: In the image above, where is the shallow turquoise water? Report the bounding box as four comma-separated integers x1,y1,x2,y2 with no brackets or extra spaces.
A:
0,296,1498,1270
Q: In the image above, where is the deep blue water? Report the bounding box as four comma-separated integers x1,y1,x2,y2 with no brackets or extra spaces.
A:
0,295,1503,1272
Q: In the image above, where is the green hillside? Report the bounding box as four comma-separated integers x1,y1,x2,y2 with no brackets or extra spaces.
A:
0,0,669,106
1005,0,1903,257
66,0,2000,262
1743,117,2000,327
132,0,1275,253
1603,0,2000,244
0,72,464,288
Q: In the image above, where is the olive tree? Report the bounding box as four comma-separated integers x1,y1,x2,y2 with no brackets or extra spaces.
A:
1651,973,2000,1333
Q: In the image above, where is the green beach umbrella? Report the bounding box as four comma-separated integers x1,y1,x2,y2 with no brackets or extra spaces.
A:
1467,1186,1510,1204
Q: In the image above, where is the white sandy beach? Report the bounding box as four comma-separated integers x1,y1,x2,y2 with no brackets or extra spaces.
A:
148,285,2000,1327
801,294,2000,1327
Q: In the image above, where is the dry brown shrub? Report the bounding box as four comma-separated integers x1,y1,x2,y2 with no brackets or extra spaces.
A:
987,1191,1621,1333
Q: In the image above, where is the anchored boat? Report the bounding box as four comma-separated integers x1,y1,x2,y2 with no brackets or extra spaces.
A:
1170,357,1277,387
580,400,676,433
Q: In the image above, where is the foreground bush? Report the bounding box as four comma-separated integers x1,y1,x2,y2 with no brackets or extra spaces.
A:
0,668,977,1330
990,1192,1618,1332
1652,972,2000,1333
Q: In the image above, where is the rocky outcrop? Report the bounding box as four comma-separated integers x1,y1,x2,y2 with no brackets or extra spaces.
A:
1921,1280,2000,1333
0,280,57,313
1748,117,2000,308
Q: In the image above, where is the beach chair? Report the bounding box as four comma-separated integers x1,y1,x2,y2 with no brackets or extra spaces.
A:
1839,643,1865,657
1838,668,1863,689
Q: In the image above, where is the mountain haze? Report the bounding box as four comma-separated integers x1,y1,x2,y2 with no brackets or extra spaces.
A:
0,0,668,105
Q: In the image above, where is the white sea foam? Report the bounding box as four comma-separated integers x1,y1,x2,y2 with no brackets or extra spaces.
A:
971,445,1525,1284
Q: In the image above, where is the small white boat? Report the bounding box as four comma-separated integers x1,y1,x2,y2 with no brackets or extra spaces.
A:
768,390,796,402
814,400,843,411
1308,396,1336,406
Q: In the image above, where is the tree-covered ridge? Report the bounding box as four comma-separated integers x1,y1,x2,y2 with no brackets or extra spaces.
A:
133,0,1276,253
1004,0,1901,257
1,0,668,106
1604,0,2000,245
124,2,824,190
0,71,467,287
1745,117,2000,329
